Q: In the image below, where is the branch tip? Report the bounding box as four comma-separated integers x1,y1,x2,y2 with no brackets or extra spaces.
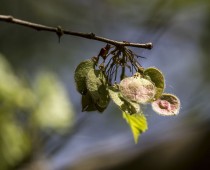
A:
146,42,153,49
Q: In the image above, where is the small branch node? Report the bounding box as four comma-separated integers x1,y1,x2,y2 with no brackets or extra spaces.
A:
89,32,95,38
56,26,64,43
7,15,13,21
122,41,130,45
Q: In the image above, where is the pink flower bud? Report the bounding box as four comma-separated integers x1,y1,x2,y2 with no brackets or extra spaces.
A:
119,76,156,104
152,94,180,116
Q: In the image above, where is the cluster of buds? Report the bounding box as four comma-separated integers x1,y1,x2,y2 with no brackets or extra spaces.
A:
118,71,180,116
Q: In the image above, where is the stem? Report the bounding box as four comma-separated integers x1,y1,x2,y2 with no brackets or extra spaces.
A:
0,15,153,49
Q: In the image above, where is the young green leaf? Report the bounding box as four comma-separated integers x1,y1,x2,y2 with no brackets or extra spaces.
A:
86,69,110,109
123,112,148,144
143,67,165,100
74,59,95,95
108,86,140,114
152,93,180,116
119,76,156,104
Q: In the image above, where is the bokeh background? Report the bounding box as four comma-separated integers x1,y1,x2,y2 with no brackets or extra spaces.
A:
0,0,210,170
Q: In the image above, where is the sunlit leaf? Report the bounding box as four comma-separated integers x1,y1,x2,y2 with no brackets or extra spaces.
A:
152,93,180,116
86,69,110,109
123,112,148,144
119,75,156,104
144,67,165,100
74,59,95,95
108,86,140,114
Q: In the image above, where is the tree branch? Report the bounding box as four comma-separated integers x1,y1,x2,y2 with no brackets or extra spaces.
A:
0,15,152,49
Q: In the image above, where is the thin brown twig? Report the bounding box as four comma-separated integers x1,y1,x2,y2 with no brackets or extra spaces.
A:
0,15,153,49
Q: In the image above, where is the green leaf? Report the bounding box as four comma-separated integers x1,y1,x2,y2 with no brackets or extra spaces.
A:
81,92,107,113
123,112,148,144
86,69,110,109
81,92,97,112
95,103,107,113
108,86,140,114
144,67,165,100
152,93,180,116
74,59,95,95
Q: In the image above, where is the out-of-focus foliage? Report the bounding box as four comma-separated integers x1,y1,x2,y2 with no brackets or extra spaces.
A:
0,115,31,170
33,72,74,132
0,54,74,170
1,0,210,169
0,55,35,109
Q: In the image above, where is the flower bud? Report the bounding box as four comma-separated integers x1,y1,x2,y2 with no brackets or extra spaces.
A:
152,93,180,116
119,76,156,104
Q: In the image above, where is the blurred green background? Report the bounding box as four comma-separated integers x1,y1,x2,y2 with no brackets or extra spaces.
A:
0,0,210,170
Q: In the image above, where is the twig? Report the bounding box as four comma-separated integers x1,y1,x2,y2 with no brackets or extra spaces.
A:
0,15,153,49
